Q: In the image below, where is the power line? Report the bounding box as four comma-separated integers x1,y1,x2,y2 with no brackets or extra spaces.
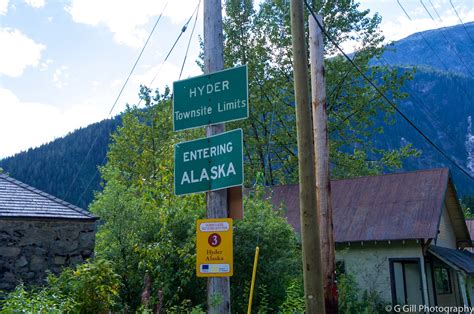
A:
304,0,474,180
63,2,169,201
419,0,474,77
179,0,201,79
396,0,474,101
136,1,201,108
75,4,202,206
377,54,468,156
449,0,474,45
148,2,201,89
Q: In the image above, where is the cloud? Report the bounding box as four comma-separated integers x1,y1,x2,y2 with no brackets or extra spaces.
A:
65,0,201,48
379,2,474,42
0,0,8,15
39,58,53,72
0,88,105,158
0,28,45,77
24,0,44,8
52,65,69,88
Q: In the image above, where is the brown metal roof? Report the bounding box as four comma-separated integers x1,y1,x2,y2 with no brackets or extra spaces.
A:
268,168,452,243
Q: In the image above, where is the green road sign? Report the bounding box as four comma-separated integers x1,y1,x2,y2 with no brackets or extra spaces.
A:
174,129,243,196
173,65,248,131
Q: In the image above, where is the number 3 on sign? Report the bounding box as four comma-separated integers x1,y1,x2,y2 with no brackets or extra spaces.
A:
208,233,221,247
196,218,233,277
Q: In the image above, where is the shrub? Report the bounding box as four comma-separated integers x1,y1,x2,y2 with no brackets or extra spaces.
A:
231,187,302,313
338,272,388,314
0,283,75,314
279,279,305,313
1,259,121,313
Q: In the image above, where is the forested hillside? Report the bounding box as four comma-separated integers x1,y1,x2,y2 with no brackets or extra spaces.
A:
375,22,474,196
381,22,474,76
0,117,121,209
375,68,474,195
1,22,473,209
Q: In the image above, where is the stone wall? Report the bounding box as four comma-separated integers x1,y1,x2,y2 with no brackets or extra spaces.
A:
0,218,96,291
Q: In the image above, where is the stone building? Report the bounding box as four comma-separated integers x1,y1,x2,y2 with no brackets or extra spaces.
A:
0,173,97,291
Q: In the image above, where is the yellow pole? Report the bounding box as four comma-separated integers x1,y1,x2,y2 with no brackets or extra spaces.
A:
247,246,260,314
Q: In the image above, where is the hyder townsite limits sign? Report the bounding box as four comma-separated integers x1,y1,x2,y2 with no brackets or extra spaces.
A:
173,65,248,131
174,129,243,196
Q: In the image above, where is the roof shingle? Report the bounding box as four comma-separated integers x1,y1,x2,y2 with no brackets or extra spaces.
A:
0,174,96,220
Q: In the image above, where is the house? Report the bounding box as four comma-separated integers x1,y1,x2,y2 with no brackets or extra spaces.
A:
0,173,97,292
268,168,474,308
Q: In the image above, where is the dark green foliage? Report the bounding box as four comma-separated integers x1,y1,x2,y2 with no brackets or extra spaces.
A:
86,87,305,312
222,0,418,186
0,284,76,313
1,19,473,208
374,68,474,196
0,117,121,209
337,273,387,314
1,259,121,313
232,188,302,313
462,195,474,217
89,87,207,311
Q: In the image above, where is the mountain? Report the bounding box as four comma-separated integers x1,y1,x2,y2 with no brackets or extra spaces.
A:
373,68,474,195
1,23,473,208
0,117,121,209
372,22,474,196
382,22,474,76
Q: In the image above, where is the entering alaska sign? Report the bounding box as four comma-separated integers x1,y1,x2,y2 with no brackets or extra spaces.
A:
174,129,243,196
173,65,248,131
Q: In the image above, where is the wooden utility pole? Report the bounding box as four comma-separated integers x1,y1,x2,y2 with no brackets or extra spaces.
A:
289,0,326,313
309,15,338,314
203,0,230,313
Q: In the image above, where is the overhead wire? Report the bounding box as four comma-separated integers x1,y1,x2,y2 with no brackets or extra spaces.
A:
63,2,169,201
420,0,474,77
179,0,201,80
396,0,474,100
75,2,202,206
148,1,201,90
304,0,474,180
449,0,474,45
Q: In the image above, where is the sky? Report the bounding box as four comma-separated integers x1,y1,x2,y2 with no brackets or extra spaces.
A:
0,0,473,159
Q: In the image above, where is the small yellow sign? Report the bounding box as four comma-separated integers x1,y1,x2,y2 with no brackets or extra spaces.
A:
196,218,233,277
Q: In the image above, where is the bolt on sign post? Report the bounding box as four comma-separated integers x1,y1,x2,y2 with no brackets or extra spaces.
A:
173,65,248,131
196,218,233,277
174,129,243,196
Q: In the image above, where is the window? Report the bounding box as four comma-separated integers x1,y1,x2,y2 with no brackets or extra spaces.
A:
390,259,424,305
434,267,452,294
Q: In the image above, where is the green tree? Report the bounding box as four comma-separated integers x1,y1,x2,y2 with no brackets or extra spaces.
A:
222,0,418,184
90,87,206,311
232,187,302,313
88,86,307,312
461,195,474,218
